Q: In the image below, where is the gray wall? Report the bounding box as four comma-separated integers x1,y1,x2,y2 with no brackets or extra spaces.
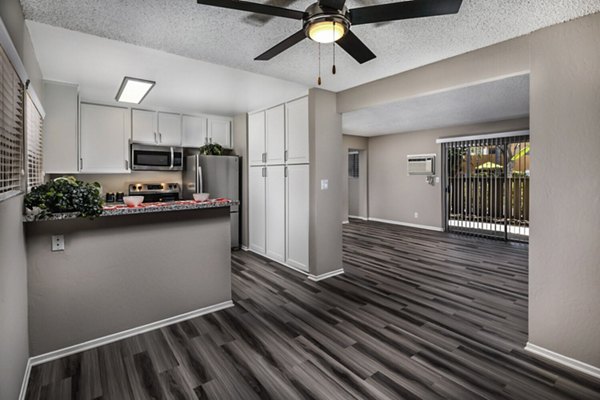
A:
232,113,248,248
0,196,29,400
26,208,232,355
0,2,44,398
367,118,529,229
528,13,600,368
338,12,600,369
309,89,343,276
342,135,368,222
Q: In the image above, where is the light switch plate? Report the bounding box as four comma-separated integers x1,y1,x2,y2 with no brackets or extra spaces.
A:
321,179,328,190
51,235,65,252
435,176,440,183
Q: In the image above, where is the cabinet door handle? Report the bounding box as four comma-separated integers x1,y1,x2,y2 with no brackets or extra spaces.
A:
79,158,83,170
154,132,157,143
284,150,288,162
125,160,129,170
284,166,288,178
262,167,266,178
159,132,163,143
262,152,266,163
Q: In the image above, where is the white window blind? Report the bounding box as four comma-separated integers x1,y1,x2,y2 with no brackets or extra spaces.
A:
26,93,43,191
0,43,24,201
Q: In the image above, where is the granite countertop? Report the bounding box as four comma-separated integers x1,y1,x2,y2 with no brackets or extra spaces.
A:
24,199,238,222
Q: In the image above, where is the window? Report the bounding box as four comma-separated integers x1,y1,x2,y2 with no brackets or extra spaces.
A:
348,151,359,178
0,44,25,201
26,93,43,191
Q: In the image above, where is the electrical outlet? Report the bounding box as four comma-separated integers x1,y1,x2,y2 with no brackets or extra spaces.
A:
51,235,65,252
435,176,440,184
414,212,419,219
321,179,329,190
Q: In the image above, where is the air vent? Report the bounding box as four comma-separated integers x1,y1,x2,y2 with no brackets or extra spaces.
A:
407,154,435,176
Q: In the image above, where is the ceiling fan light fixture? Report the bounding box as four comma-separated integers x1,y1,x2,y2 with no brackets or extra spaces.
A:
307,20,347,43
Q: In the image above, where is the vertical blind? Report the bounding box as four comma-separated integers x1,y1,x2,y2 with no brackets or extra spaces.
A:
0,43,24,201
26,92,43,191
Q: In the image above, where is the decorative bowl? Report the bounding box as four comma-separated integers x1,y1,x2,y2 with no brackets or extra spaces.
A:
193,193,210,201
123,196,144,207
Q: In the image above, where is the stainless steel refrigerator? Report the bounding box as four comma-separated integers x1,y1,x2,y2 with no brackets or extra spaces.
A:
183,155,240,248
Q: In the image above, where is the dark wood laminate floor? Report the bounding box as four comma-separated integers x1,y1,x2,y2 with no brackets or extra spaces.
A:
25,220,600,400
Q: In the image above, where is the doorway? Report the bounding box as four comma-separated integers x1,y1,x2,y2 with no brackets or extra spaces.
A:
441,133,530,242
348,149,368,220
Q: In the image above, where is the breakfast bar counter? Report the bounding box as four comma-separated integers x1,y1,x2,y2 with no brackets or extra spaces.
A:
24,201,234,356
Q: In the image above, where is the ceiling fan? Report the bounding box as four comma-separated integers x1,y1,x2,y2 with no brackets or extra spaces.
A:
197,0,463,64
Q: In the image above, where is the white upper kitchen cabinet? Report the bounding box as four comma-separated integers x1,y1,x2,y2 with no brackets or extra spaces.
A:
285,96,309,164
266,105,285,165
182,115,208,148
157,112,182,145
132,109,157,144
248,111,265,166
208,117,232,148
249,166,266,254
286,164,309,271
80,103,130,173
42,81,79,173
265,165,286,262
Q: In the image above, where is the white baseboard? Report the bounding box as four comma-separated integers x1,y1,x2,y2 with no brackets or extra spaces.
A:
18,358,33,400
348,215,368,221
368,217,443,232
308,269,345,282
27,300,234,368
525,342,600,380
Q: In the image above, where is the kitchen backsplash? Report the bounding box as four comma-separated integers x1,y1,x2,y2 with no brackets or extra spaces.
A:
48,171,183,195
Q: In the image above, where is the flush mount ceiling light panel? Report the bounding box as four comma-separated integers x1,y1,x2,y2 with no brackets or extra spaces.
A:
115,76,156,104
196,0,463,64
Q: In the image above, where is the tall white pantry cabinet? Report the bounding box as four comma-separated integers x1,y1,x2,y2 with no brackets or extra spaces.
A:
248,96,310,272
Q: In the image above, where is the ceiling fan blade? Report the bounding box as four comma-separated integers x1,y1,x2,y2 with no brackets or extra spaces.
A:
336,30,376,64
350,0,462,26
197,0,305,20
243,0,301,26
255,30,306,60
319,0,346,10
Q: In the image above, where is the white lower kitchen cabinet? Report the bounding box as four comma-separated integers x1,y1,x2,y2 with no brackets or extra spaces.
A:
266,165,286,262
286,164,309,271
249,166,266,254
80,103,130,173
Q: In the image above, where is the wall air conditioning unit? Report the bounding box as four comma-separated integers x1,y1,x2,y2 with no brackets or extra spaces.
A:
407,154,436,176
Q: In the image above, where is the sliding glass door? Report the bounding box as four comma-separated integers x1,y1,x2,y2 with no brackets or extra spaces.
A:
441,135,530,242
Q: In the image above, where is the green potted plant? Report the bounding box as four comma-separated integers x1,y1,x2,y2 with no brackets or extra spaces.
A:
24,176,104,220
199,143,224,156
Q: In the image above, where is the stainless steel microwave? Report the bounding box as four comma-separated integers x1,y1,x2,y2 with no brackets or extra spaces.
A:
131,143,183,171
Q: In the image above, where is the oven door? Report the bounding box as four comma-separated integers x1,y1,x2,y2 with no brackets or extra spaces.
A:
131,144,183,171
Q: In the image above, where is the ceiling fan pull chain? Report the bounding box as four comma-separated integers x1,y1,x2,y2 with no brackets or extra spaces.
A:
318,43,322,86
332,21,337,75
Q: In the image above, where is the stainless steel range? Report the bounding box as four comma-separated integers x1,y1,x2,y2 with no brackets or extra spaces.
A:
128,182,181,202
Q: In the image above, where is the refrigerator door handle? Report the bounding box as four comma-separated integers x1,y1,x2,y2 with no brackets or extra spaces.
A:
197,162,203,193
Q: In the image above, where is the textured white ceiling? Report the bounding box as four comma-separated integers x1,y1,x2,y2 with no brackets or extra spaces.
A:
20,0,600,92
26,21,307,116
342,74,529,136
